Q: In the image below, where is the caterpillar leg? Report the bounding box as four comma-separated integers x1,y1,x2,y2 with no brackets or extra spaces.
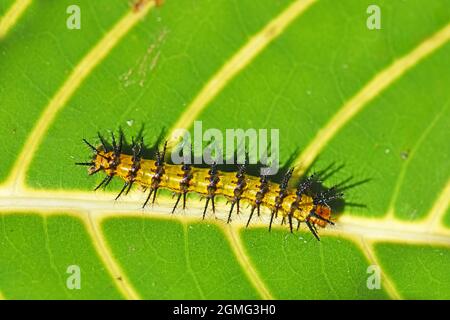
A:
95,175,113,191
246,206,257,227
143,187,157,208
288,212,294,233
269,210,276,231
202,194,217,219
116,181,133,200
172,193,182,214
227,201,235,223
305,220,320,241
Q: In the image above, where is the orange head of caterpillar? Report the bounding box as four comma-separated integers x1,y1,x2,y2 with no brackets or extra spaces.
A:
309,187,343,228
310,204,332,228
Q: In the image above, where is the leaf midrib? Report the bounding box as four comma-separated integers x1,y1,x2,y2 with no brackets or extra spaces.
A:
0,191,448,245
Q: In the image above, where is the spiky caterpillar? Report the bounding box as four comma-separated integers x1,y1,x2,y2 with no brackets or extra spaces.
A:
76,132,343,240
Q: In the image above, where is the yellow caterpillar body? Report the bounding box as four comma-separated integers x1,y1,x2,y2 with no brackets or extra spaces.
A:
77,134,342,240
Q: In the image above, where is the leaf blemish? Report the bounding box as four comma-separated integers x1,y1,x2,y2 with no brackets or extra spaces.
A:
119,28,168,88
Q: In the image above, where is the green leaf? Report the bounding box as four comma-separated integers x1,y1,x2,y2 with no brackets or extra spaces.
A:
0,0,449,300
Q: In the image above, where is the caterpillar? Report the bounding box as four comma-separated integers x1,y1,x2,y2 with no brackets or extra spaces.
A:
76,132,343,240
